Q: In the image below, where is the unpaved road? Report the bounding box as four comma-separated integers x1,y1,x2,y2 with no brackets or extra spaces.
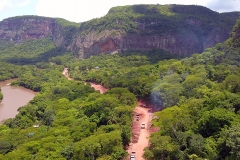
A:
62,68,73,80
88,83,156,160
127,100,154,160
89,82,108,94
62,68,108,94
62,68,158,159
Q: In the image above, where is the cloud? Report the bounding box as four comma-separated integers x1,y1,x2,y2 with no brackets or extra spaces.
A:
35,0,240,23
0,0,9,11
36,0,112,22
16,0,29,7
205,0,240,12
0,0,29,11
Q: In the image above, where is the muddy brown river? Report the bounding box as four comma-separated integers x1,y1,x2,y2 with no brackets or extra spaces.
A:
0,80,37,122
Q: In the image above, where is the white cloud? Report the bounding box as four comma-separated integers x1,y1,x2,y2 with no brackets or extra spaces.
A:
0,0,29,11
35,0,239,23
17,0,29,7
206,0,240,12
36,0,112,22
0,0,10,11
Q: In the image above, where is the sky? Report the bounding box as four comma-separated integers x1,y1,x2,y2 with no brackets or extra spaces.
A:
0,0,240,23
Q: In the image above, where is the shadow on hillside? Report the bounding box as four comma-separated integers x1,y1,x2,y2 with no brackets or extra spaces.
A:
119,49,183,64
5,47,67,65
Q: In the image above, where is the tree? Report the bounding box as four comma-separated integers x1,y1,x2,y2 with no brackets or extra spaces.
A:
0,88,3,101
73,136,101,160
222,75,240,93
204,137,218,160
197,108,236,137
70,119,97,142
217,124,240,159
182,74,205,98
22,141,41,154
61,145,74,160
144,135,180,160
0,140,12,154
153,106,192,137
152,82,182,107
42,109,55,126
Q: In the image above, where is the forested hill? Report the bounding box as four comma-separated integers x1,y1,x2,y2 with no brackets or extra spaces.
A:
0,4,239,59
229,17,240,48
0,5,240,160
143,16,240,159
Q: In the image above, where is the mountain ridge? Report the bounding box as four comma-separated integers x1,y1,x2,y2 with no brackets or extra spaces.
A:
0,4,239,59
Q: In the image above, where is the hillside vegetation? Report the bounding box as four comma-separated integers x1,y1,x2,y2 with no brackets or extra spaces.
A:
0,5,240,160
80,4,238,36
0,5,239,58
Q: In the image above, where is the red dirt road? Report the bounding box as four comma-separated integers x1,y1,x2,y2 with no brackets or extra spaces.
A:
88,82,158,160
62,68,108,94
89,82,108,94
127,100,154,160
62,68,159,159
62,68,73,80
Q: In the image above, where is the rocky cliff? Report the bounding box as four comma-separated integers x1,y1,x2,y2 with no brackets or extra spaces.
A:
0,5,239,58
0,16,55,43
0,16,78,49
72,5,239,58
73,27,229,58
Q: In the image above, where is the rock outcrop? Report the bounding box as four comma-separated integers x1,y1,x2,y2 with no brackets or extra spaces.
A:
0,16,78,49
0,5,239,58
72,23,230,58
0,16,55,43
70,5,239,58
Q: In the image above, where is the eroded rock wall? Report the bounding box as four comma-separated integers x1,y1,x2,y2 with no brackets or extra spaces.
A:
71,24,229,58
0,17,55,43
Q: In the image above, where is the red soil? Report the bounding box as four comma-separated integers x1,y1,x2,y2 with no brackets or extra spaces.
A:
62,68,108,94
62,68,73,80
89,82,108,94
127,100,160,160
62,68,159,159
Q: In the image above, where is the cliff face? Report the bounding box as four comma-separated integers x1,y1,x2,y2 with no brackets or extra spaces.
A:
71,5,238,58
0,5,239,58
0,16,55,43
0,16,78,49
72,20,230,58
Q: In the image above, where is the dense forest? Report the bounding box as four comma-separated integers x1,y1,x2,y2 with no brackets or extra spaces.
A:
143,17,240,160
0,4,240,160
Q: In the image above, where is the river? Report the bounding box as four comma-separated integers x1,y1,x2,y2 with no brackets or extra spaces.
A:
0,79,37,122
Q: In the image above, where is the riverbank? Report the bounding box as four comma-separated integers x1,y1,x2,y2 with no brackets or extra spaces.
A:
0,79,37,123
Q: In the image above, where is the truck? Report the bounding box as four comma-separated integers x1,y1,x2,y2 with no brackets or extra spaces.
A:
130,152,136,160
